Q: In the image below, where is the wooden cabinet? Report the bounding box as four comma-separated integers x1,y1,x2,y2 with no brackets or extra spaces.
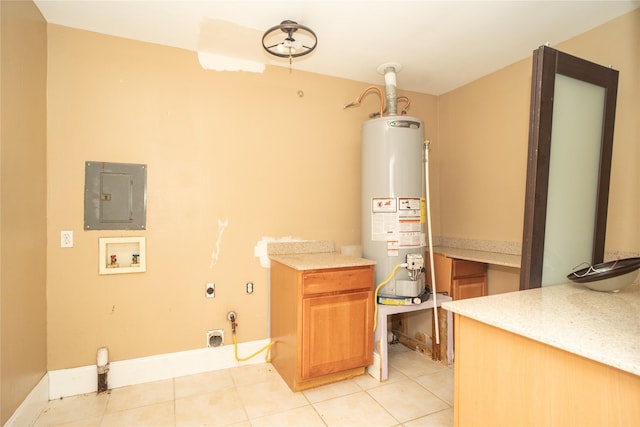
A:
431,253,487,300
422,253,486,357
270,260,374,391
453,314,640,426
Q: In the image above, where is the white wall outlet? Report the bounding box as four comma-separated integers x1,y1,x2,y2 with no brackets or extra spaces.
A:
205,283,215,298
60,230,73,248
246,282,254,294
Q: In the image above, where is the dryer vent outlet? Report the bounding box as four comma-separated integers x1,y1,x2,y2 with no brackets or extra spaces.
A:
206,329,224,348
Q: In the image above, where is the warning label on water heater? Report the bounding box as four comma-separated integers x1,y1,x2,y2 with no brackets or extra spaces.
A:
371,197,425,253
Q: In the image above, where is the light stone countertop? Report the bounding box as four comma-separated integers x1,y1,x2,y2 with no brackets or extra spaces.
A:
270,252,376,271
434,246,521,268
267,240,335,256
442,283,640,376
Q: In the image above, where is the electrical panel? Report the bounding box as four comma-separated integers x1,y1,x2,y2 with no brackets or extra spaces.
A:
84,161,147,230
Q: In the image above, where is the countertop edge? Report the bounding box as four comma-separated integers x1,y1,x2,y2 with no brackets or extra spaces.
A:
270,253,376,271
432,246,521,268
442,284,640,376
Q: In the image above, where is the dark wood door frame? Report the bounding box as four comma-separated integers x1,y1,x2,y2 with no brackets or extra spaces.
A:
520,46,619,290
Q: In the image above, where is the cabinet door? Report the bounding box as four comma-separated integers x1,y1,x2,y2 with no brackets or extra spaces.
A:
301,291,373,379
430,252,452,295
453,277,487,300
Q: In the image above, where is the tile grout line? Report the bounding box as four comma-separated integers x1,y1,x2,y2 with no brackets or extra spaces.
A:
172,377,177,427
33,351,453,426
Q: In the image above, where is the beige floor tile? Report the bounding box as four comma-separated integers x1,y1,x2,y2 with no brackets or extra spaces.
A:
55,416,102,427
403,407,454,427
43,416,103,427
249,405,326,427
352,372,382,390
367,379,449,423
236,378,308,419
174,369,235,399
34,414,102,427
388,350,447,378
387,365,411,381
175,388,247,427
33,393,108,427
32,348,453,427
313,390,398,427
354,365,408,391
106,378,174,413
302,378,361,403
101,400,174,427
229,363,281,387
414,368,454,405
388,343,410,354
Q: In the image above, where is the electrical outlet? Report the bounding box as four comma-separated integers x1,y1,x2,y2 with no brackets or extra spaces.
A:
61,230,73,248
205,283,215,298
246,282,254,294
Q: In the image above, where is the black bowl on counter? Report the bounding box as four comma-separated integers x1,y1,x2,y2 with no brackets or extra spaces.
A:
567,257,640,292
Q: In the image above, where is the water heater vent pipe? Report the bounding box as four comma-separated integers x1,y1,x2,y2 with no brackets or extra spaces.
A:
377,62,402,116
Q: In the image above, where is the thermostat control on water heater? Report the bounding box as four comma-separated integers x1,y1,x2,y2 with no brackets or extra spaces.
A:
406,253,424,271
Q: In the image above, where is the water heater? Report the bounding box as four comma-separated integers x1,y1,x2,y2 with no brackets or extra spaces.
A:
361,116,426,298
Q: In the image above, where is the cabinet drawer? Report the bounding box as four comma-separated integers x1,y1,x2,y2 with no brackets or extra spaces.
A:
452,259,487,278
453,277,487,300
302,266,373,296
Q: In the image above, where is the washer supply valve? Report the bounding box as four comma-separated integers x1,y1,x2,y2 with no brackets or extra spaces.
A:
227,311,237,334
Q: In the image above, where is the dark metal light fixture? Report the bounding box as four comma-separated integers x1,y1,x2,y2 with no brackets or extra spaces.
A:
262,20,317,66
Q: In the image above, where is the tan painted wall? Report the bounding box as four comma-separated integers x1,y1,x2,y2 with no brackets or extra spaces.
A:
556,9,640,254
0,0,48,423
437,9,640,296
438,9,639,253
405,10,640,340
437,59,531,243
45,25,438,370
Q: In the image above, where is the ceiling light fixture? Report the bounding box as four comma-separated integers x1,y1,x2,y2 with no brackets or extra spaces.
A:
262,20,317,69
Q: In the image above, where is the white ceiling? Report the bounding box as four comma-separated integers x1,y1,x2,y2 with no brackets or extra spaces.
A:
34,0,640,95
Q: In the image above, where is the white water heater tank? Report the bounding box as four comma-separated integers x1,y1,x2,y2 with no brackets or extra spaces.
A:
361,116,426,297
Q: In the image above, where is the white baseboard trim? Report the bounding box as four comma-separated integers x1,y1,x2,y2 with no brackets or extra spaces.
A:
48,339,271,400
48,365,98,400
4,373,49,427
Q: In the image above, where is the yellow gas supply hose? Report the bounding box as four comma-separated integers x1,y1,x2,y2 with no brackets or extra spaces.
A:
229,314,274,362
232,333,273,363
373,263,406,331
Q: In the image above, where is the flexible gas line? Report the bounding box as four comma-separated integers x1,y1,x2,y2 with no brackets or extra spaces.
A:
424,140,439,345
228,311,274,362
397,96,411,115
344,86,412,118
373,263,406,331
343,85,385,118
232,334,273,362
